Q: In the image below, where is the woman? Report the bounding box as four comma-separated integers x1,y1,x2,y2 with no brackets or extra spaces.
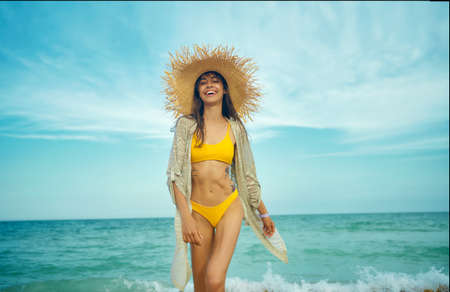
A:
163,44,287,292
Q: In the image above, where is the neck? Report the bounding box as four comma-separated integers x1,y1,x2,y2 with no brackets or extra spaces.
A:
203,102,224,122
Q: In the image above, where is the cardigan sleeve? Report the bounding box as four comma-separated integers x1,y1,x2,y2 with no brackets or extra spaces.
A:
166,116,188,205
239,122,262,210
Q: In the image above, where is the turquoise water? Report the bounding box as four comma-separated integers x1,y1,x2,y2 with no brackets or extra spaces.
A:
0,212,448,292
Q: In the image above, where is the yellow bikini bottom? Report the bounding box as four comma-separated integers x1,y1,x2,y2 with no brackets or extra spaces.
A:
190,188,238,228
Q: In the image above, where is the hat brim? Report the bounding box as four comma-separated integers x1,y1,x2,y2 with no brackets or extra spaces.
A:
162,45,261,121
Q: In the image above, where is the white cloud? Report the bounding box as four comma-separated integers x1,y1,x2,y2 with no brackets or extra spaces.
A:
0,2,448,149
2,133,113,142
257,70,448,137
248,129,279,143
296,136,449,159
0,46,174,142
170,2,449,143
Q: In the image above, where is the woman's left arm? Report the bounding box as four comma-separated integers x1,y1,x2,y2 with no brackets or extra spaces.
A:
258,200,275,237
257,199,268,215
238,122,276,237
239,122,261,210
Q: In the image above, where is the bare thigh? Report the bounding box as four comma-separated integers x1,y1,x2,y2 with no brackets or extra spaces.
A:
207,197,244,277
190,210,214,288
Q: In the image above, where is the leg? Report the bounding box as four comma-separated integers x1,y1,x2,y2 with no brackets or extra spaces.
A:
205,197,244,292
191,209,214,292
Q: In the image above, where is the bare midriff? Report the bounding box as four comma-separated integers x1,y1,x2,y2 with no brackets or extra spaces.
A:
191,160,235,206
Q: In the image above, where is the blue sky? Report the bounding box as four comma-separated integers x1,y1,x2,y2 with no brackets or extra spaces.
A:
0,2,448,221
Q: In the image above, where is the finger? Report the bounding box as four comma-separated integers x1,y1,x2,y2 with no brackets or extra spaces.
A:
191,233,198,243
193,233,202,246
190,233,199,245
188,233,194,244
264,224,273,237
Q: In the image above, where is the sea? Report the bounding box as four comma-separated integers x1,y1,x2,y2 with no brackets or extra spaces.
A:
0,212,448,292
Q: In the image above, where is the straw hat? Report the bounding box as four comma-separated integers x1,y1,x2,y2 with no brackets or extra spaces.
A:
162,44,262,122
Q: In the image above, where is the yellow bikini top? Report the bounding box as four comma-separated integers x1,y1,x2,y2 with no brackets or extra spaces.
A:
191,122,234,165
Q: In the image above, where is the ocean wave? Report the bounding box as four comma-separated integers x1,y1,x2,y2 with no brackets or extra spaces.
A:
1,264,448,292
223,265,449,292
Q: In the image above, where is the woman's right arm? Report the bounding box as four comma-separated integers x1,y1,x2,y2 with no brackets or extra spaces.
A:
173,182,203,245
172,182,190,219
167,116,202,245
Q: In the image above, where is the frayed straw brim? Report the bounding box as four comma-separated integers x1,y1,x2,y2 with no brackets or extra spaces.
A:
162,44,262,122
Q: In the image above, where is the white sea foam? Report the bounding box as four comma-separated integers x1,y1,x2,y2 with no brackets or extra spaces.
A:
111,263,449,292
223,264,449,292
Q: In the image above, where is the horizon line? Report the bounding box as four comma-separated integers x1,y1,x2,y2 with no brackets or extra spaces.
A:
1,210,448,222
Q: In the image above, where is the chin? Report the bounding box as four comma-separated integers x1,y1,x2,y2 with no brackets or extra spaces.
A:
201,95,223,104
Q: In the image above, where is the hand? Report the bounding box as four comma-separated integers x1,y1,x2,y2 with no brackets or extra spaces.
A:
261,216,275,238
181,214,203,246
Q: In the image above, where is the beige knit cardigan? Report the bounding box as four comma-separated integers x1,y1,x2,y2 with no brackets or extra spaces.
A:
166,115,288,291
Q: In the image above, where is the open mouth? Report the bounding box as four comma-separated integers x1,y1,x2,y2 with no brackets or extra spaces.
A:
205,91,217,96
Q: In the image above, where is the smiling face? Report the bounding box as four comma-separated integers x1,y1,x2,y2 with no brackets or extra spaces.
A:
196,72,228,106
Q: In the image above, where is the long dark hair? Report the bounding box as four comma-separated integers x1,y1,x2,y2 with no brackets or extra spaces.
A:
189,71,248,147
